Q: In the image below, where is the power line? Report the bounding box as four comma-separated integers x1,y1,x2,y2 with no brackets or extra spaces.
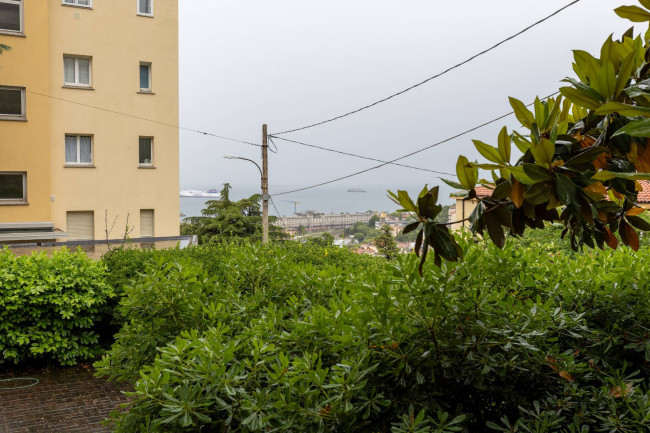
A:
269,196,287,229
273,91,560,196
26,90,262,147
268,135,455,176
271,0,581,136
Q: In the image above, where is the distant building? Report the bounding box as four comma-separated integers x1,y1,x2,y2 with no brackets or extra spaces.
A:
638,180,650,209
279,212,375,232
0,1,179,243
449,185,493,231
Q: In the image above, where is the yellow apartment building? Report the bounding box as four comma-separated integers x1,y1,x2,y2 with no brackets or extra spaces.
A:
0,0,179,243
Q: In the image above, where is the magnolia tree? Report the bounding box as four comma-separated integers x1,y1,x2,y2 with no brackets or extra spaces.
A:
391,1,650,273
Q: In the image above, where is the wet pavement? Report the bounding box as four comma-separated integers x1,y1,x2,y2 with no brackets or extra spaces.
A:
0,365,131,433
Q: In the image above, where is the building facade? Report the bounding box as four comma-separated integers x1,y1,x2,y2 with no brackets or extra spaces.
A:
0,0,179,242
279,212,374,232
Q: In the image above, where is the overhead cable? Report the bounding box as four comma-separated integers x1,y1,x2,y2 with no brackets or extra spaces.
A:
269,135,455,176
271,0,580,136
273,91,560,196
26,90,261,147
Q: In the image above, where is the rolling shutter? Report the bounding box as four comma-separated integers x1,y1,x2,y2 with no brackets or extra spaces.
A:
140,209,154,238
66,211,94,241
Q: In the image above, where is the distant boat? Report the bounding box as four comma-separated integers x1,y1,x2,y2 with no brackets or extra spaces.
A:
347,187,367,193
180,189,221,198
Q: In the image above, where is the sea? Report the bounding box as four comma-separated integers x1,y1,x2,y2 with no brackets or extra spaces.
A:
179,184,438,219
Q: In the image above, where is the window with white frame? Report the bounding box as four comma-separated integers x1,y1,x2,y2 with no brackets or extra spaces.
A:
63,56,92,87
0,0,23,34
140,62,152,92
0,86,25,120
139,137,153,166
65,135,93,165
138,0,153,16
62,0,91,7
0,172,26,203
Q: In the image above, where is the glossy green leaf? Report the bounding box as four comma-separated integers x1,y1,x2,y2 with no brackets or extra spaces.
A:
595,102,650,116
522,164,553,181
473,140,503,164
562,78,606,102
397,190,418,213
573,50,601,84
564,147,608,167
559,87,602,111
524,182,554,205
626,214,650,230
498,126,511,163
611,118,650,137
509,97,534,128
440,178,466,190
592,170,650,181
484,211,505,249
555,173,581,214
595,60,616,100
508,166,534,184
456,156,477,190
614,51,636,98
530,139,555,167
615,5,650,22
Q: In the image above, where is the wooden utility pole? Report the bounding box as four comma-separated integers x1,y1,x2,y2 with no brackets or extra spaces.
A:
262,124,269,244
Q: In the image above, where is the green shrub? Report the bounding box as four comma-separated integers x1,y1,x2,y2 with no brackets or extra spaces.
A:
100,241,650,432
0,248,114,365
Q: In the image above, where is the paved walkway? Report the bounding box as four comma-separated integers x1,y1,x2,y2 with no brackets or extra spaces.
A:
0,365,131,433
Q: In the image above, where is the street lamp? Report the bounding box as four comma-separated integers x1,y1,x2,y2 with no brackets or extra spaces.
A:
223,152,269,243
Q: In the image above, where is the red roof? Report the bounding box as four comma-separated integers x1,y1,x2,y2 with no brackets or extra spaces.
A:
474,185,493,198
638,180,650,203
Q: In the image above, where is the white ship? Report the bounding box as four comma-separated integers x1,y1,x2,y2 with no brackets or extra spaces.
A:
180,189,221,198
347,187,367,193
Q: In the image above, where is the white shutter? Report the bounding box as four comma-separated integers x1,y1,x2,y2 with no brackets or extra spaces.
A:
66,211,94,241
140,209,154,238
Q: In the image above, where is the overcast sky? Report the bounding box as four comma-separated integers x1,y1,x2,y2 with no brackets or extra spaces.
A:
178,0,640,204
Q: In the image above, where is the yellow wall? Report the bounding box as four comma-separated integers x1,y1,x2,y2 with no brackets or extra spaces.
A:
48,0,179,240
2,1,179,239
0,1,52,223
450,197,479,232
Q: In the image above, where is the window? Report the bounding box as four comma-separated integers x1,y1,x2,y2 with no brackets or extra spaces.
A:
0,172,26,204
139,137,153,166
140,62,152,92
138,0,153,16
140,210,154,237
0,86,25,120
66,211,94,241
0,0,22,34
65,135,93,165
62,0,91,7
63,56,92,87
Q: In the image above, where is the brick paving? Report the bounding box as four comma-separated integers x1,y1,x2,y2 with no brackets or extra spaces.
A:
0,365,131,433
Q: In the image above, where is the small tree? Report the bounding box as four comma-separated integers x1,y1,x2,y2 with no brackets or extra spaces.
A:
375,225,399,260
183,183,286,244
368,214,379,228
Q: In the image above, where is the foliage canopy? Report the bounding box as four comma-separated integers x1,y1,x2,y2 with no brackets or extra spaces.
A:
391,1,650,272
